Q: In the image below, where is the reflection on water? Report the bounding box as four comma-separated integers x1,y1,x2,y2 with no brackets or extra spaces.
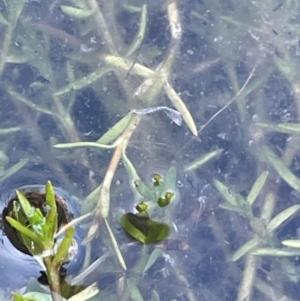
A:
1,0,300,300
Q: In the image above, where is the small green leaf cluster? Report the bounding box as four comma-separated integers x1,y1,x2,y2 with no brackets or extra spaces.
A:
215,171,300,261
121,167,177,244
134,166,177,208
5,181,76,299
6,181,59,254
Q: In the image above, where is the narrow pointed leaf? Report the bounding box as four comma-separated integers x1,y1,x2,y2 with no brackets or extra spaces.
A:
22,292,52,301
135,180,156,202
1,158,28,181
143,248,163,273
252,248,300,257
164,82,197,136
184,149,223,171
255,123,280,132
231,235,260,261
247,171,269,205
278,123,300,132
122,150,141,192
0,126,20,135
60,6,95,19
219,203,244,214
164,166,177,194
67,282,99,301
263,146,300,192
15,190,35,221
5,217,43,249
151,291,160,301
214,179,238,206
282,240,300,248
127,278,144,301
105,219,127,270
126,4,147,56
97,113,131,145
234,194,253,219
12,292,29,301
53,141,115,150
52,227,75,268
267,204,300,233
45,181,58,242
55,68,110,95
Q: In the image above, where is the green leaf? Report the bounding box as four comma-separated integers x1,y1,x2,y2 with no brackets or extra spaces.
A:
134,180,156,202
60,5,95,19
5,0,25,28
121,214,147,243
282,240,300,248
53,141,115,150
231,235,261,261
0,126,20,135
81,184,101,214
252,248,300,257
44,181,58,243
150,290,160,301
97,113,131,145
0,150,9,175
127,278,144,301
126,4,148,57
267,205,300,233
1,158,28,181
15,196,45,233
234,194,253,219
5,216,44,253
15,190,36,220
219,203,244,214
67,282,99,301
164,166,177,194
145,221,170,244
184,149,223,171
122,213,170,244
274,53,297,81
122,150,142,197
277,123,300,132
247,171,269,206
54,68,110,96
0,12,8,26
143,248,162,273
22,292,52,301
104,219,127,271
263,145,300,192
52,227,75,268
214,179,240,206
11,292,28,301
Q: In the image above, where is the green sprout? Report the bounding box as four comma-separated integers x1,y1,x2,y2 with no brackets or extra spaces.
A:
5,181,76,301
121,167,176,244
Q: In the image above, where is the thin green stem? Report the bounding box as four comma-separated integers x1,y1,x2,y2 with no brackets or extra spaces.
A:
43,256,63,301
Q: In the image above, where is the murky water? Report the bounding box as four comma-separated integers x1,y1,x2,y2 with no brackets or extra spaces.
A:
1,0,300,300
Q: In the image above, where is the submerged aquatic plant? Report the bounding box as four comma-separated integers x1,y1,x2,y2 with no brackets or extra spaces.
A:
3,181,96,301
3,0,300,300
121,167,176,244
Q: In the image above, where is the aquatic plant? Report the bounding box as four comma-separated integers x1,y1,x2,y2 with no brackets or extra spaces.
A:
3,181,97,301
2,0,300,301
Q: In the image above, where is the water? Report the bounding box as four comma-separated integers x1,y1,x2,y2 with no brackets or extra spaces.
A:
1,0,300,300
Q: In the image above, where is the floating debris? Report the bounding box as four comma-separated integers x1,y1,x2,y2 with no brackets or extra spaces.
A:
131,106,182,126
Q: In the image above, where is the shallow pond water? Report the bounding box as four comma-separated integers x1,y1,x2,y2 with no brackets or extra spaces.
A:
1,1,300,301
